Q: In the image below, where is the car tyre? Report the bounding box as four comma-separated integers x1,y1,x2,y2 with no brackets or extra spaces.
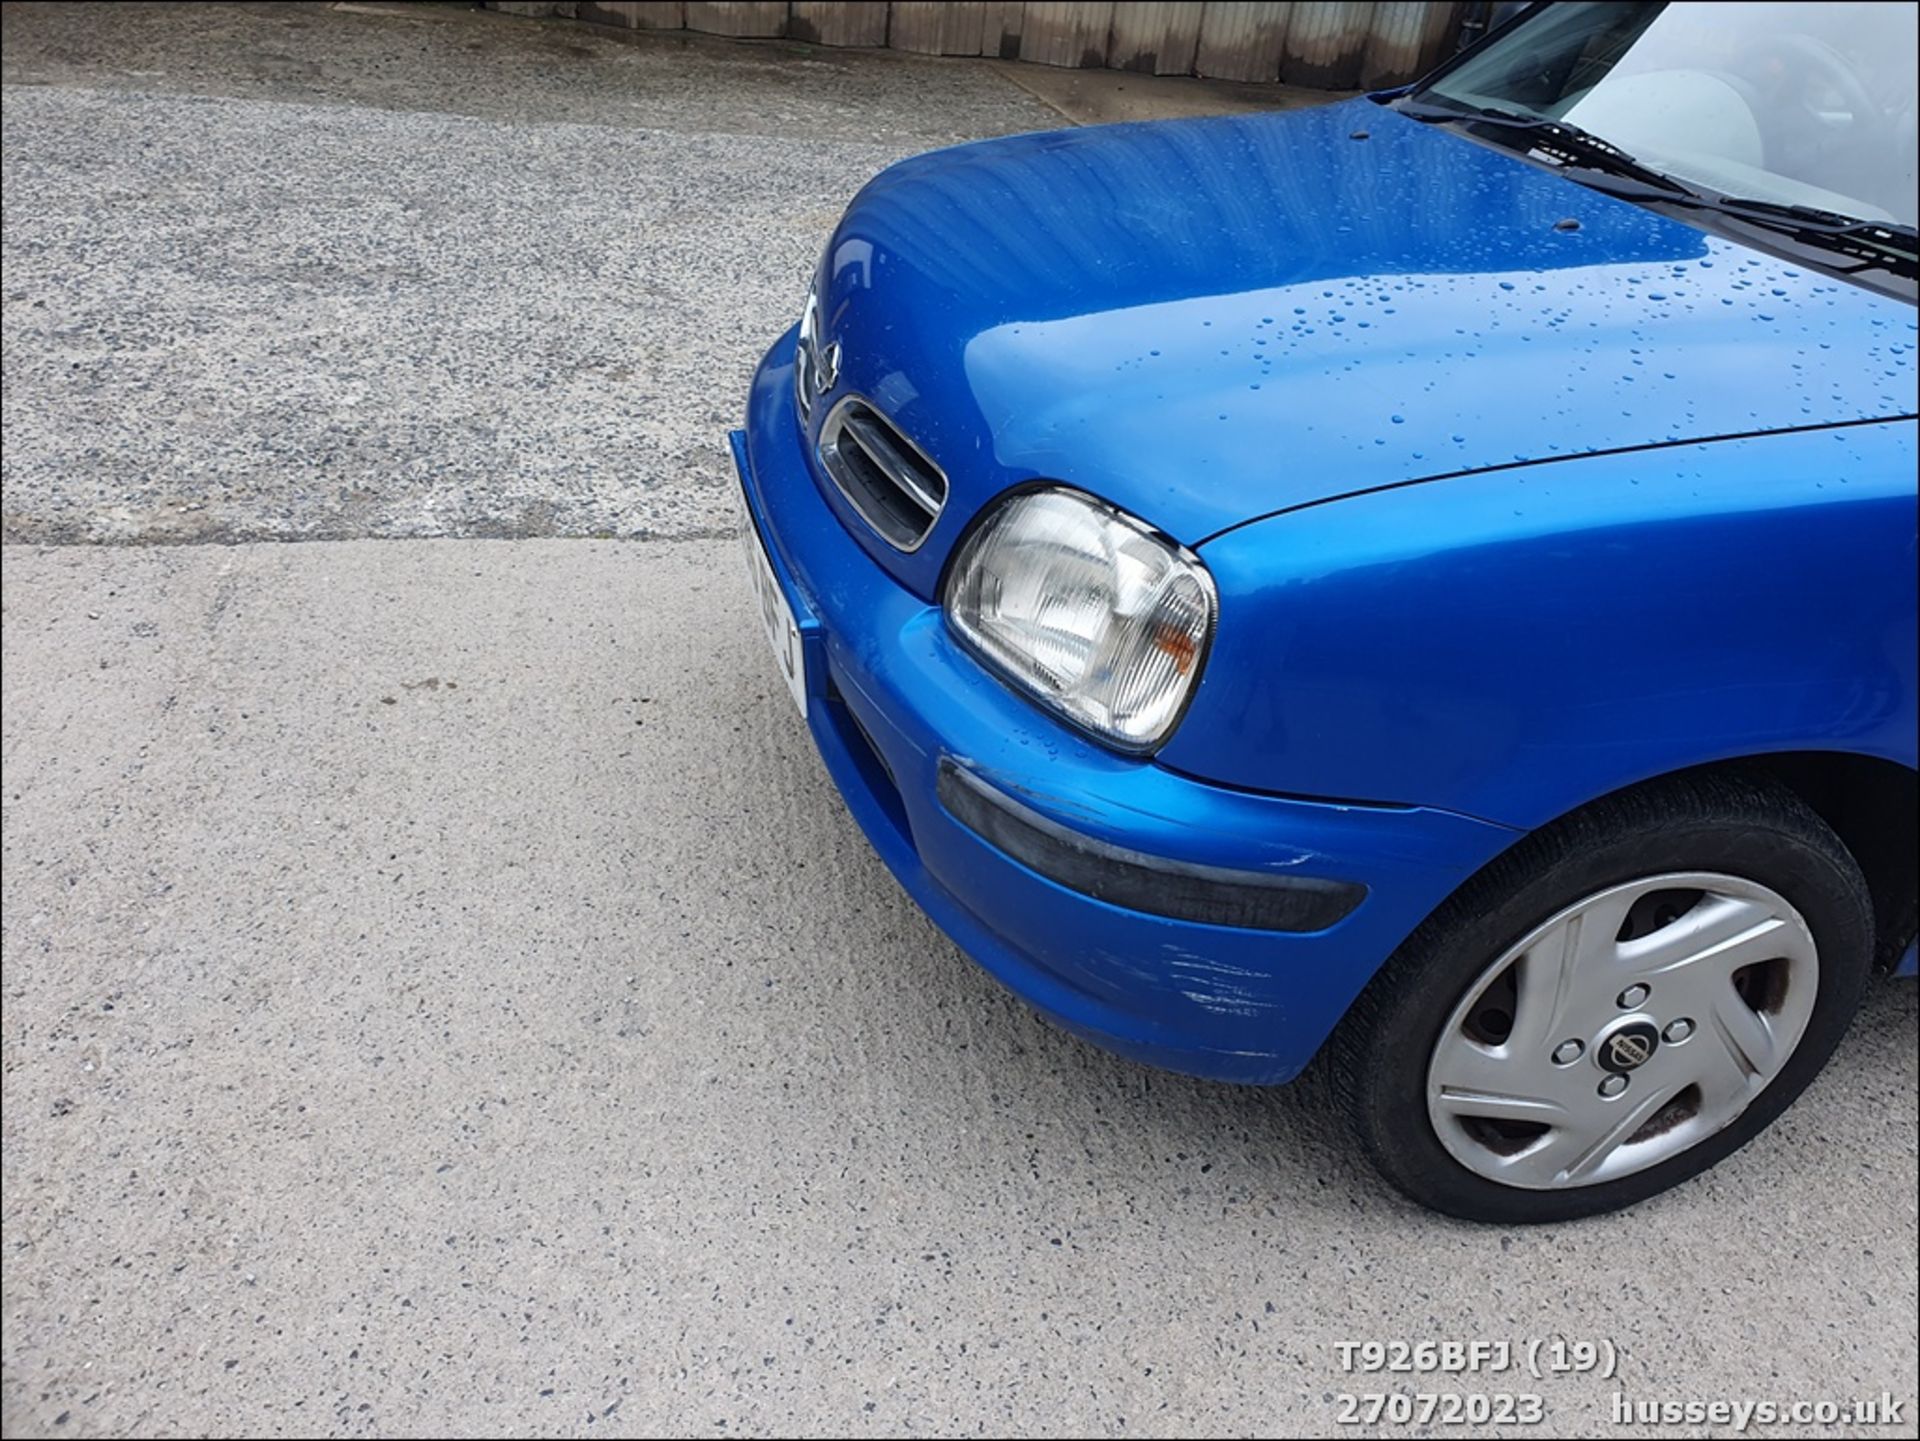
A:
1328,771,1875,1223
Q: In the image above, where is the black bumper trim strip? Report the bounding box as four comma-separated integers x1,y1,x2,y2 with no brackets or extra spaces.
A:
936,758,1367,933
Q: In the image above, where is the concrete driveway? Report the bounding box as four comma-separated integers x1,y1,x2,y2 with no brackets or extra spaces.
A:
3,5,1916,1437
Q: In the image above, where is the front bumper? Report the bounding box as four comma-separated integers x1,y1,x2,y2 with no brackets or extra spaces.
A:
737,332,1518,1084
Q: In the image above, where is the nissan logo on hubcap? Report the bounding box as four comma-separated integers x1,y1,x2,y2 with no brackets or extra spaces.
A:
1597,1021,1660,1074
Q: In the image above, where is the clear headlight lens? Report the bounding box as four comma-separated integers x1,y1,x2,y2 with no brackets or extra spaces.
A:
944,488,1217,753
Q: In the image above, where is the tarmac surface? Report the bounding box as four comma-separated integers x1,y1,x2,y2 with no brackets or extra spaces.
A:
3,4,1916,1438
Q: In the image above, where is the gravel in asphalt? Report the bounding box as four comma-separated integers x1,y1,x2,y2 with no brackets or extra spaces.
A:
0,1,1058,546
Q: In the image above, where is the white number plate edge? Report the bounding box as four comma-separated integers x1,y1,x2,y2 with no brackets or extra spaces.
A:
738,489,808,719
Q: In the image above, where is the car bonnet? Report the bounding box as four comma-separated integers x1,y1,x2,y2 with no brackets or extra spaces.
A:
804,97,1917,596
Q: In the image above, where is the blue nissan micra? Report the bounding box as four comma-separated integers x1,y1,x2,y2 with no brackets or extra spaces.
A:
733,0,1918,1221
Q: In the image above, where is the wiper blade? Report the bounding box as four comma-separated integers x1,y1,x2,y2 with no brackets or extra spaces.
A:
1704,204,1918,280
1398,96,1917,279
1570,174,1918,273
1707,196,1917,251
1393,98,1697,197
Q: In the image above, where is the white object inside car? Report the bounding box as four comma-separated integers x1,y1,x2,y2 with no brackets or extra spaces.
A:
1565,68,1897,220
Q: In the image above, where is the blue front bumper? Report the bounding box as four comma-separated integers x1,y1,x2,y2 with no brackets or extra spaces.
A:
737,333,1519,1084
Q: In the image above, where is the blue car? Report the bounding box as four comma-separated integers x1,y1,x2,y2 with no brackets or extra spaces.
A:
733,0,1917,1221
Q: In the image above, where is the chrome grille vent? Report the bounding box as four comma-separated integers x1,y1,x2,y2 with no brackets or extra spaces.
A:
817,397,948,552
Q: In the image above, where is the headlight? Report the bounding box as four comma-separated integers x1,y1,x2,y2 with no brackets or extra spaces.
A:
944,488,1217,753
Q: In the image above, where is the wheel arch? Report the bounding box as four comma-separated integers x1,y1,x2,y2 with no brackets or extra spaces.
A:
1463,748,1918,975
1715,751,1917,974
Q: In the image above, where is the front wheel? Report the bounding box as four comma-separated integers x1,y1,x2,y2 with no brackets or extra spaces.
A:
1329,773,1875,1224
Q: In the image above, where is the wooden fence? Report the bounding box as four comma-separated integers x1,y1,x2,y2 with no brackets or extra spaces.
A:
485,2,1472,88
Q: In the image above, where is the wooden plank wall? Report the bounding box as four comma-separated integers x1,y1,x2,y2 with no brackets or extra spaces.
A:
1107,3,1203,77
1192,2,1291,82
788,1,889,45
485,2,1470,88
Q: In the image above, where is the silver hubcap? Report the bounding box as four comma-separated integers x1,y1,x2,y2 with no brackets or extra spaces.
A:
1426,872,1818,1190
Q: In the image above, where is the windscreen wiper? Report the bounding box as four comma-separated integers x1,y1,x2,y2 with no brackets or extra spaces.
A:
1703,202,1917,280
1563,174,1917,277
1393,98,1699,198
1397,96,1918,281
1707,196,1916,249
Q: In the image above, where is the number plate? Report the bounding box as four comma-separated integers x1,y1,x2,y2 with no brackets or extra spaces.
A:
738,489,808,718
